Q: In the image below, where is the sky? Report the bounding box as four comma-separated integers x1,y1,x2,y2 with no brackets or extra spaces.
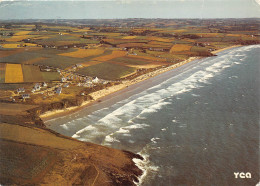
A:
0,0,259,19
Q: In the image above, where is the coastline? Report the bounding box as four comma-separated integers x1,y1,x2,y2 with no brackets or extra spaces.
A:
40,56,198,121
40,45,242,122
211,45,242,54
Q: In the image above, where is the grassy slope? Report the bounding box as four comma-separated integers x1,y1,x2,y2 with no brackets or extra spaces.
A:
0,123,142,185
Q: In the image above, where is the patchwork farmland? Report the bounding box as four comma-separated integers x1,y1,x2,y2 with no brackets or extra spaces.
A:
0,63,61,83
0,19,259,106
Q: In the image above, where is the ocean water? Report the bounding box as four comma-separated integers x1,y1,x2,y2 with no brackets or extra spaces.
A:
46,45,260,186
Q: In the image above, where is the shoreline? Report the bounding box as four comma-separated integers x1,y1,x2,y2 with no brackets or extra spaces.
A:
40,45,242,122
40,56,199,121
211,44,242,54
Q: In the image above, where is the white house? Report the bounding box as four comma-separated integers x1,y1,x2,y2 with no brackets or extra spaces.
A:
42,82,47,87
92,77,99,83
34,83,41,91
21,94,30,99
61,77,67,82
17,87,25,93
64,84,69,88
76,64,83,68
56,87,62,94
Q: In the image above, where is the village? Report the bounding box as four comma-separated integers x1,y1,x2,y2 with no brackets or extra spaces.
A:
12,63,111,103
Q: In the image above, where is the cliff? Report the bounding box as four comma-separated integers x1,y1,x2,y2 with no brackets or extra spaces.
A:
0,122,143,185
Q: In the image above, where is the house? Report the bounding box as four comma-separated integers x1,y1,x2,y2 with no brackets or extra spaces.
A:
40,66,52,72
64,84,69,88
92,77,99,83
76,64,83,68
61,77,67,82
34,83,41,91
21,94,30,99
42,82,47,87
56,87,62,94
17,87,25,93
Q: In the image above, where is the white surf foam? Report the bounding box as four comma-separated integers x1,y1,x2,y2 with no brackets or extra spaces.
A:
116,124,150,135
71,124,105,140
179,124,187,128
72,134,80,138
172,119,179,123
104,134,120,144
117,128,130,134
61,123,69,130
133,152,159,186
151,137,160,143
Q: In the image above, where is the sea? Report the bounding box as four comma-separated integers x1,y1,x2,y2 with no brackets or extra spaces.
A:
46,45,260,186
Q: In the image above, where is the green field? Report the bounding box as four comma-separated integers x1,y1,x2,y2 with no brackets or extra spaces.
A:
190,46,209,53
0,63,61,83
77,62,136,80
0,48,85,69
41,71,61,82
110,57,150,65
22,64,60,82
22,64,43,82
0,48,115,69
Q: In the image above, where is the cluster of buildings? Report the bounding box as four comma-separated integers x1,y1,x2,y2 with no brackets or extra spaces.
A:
16,82,48,100
14,63,111,102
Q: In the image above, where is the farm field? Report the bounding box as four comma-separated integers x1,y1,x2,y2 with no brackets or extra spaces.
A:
22,64,44,82
0,63,6,83
59,48,104,58
1,20,258,79
0,63,61,83
92,50,126,62
110,57,150,66
122,36,137,39
77,62,135,80
5,64,24,83
170,44,192,53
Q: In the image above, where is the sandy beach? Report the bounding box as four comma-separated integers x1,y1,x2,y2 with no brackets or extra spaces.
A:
40,45,242,121
212,45,242,54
